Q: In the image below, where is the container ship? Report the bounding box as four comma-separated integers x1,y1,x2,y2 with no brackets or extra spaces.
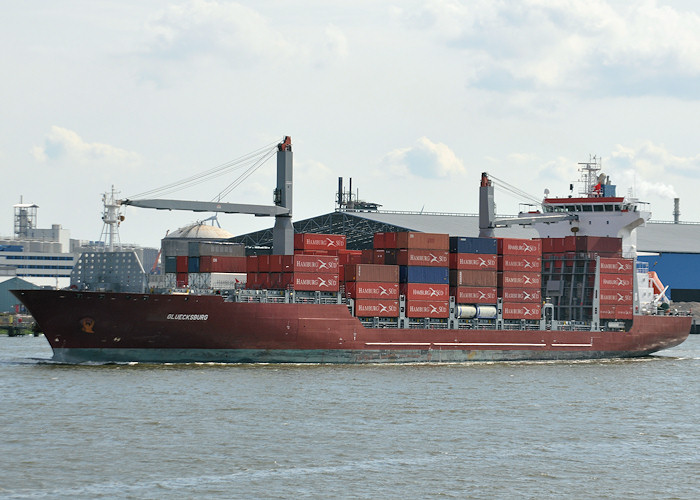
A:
12,138,691,363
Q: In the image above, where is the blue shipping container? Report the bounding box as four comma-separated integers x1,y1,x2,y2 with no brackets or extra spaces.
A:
164,256,177,274
188,256,200,273
0,245,23,252
449,236,497,254
399,265,449,284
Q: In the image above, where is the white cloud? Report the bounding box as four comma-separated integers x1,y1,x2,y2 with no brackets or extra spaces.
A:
382,137,466,178
406,0,700,97
143,1,349,70
606,141,700,199
31,126,142,167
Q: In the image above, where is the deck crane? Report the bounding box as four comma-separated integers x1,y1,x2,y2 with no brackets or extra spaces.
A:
121,136,295,255
478,172,578,237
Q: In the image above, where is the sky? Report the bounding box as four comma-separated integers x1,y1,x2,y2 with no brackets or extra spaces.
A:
2,0,700,249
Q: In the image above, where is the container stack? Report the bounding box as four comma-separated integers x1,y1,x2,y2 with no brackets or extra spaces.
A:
245,234,342,291
598,257,634,319
344,263,400,317
497,238,542,320
449,236,498,306
163,241,246,290
540,235,627,321
378,232,450,319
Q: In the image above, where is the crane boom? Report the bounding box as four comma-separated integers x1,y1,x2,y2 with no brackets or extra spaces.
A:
120,198,290,217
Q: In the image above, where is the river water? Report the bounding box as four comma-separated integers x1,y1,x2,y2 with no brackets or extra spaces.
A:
0,335,698,499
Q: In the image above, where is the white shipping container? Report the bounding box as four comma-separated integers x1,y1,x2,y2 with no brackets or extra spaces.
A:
189,272,247,290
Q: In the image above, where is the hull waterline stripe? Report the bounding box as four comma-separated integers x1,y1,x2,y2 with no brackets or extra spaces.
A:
364,342,547,348
364,342,432,347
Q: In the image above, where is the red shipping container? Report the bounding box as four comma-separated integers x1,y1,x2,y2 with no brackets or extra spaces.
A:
599,273,633,291
396,232,449,250
337,250,363,266
599,290,634,304
599,257,634,274
245,272,261,290
497,238,542,256
497,272,541,289
176,272,188,287
257,255,271,272
450,269,497,287
502,303,542,319
246,256,259,272
568,236,622,254
399,283,449,301
361,249,374,264
201,256,247,273
373,249,386,265
497,255,542,272
292,272,340,291
355,299,400,317
176,256,188,273
373,232,385,249
405,300,450,318
499,288,541,303
345,264,399,283
294,233,346,251
281,254,339,273
599,304,633,319
449,253,497,270
345,281,400,299
450,286,498,304
389,249,449,267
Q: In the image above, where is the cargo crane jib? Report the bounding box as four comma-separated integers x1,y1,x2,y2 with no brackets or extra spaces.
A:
121,136,294,255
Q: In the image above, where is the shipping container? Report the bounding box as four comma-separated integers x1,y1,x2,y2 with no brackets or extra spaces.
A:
294,233,346,251
449,253,497,270
257,255,271,273
291,272,340,291
372,232,385,249
200,256,247,273
176,256,189,273
399,283,449,301
449,269,498,287
599,304,633,319
386,249,449,267
188,241,245,257
361,249,375,264
355,299,400,317
497,272,541,289
405,300,450,318
396,232,449,250
599,290,634,304
449,236,498,254
246,256,259,272
164,256,177,274
565,236,622,254
344,264,399,283
498,288,542,303
599,257,634,274
190,272,246,290
188,256,200,273
502,303,542,319
399,265,449,284
497,255,542,272
450,286,498,304
281,254,339,273
599,273,633,291
497,238,542,256
345,281,400,300
176,272,188,288
337,250,363,266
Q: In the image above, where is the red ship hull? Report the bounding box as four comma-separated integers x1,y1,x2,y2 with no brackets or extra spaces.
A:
13,289,691,363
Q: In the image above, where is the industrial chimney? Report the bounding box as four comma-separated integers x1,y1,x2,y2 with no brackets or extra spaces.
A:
673,198,680,224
